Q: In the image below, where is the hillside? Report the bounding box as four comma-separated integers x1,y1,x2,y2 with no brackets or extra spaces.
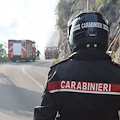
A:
56,0,120,62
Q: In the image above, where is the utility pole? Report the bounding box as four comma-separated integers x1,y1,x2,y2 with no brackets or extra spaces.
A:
87,0,90,12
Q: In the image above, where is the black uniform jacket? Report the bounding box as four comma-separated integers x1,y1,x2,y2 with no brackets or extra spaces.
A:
34,49,120,120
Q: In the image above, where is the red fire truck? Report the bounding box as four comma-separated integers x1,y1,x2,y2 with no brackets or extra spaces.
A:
8,40,36,62
44,46,59,59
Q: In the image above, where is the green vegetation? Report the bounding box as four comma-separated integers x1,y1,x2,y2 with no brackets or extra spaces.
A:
52,58,59,65
0,42,7,58
55,0,73,29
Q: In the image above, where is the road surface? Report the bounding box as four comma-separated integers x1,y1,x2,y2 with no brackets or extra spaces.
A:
0,60,53,120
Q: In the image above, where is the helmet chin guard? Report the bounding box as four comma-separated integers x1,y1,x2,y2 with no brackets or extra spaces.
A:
68,12,109,52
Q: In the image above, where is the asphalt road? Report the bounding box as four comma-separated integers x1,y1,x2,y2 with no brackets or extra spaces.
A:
0,60,53,120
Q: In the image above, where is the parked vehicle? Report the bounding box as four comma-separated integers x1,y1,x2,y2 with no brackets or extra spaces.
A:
8,40,36,62
44,46,59,59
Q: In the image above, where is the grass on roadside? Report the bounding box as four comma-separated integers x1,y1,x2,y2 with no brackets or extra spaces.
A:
52,59,59,65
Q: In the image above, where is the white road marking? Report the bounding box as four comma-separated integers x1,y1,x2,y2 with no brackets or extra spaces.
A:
22,66,44,91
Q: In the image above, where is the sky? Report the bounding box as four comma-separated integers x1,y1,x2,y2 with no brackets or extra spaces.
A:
0,0,59,54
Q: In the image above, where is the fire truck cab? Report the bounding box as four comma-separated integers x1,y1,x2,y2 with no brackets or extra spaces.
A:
44,46,59,59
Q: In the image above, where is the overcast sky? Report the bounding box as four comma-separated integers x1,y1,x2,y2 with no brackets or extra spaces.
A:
0,0,59,54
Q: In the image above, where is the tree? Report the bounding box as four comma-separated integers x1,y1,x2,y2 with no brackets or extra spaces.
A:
0,42,7,58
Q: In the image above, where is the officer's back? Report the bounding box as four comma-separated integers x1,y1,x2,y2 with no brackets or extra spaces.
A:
34,12,120,120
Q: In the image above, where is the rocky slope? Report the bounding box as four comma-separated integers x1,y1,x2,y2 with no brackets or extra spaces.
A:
56,0,120,62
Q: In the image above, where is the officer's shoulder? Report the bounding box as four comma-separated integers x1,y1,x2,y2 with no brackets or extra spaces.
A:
50,58,70,68
109,60,120,67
